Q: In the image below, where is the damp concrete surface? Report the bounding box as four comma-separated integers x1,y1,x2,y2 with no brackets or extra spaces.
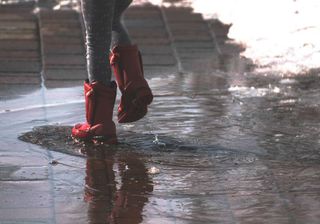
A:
1,1,320,224
2,70,320,223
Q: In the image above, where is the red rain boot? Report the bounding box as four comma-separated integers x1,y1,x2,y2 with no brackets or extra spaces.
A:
110,45,153,123
72,80,117,144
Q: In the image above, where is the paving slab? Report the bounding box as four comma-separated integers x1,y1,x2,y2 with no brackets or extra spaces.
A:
44,80,84,88
43,44,84,54
0,208,53,221
38,9,86,83
44,69,87,80
0,165,49,181
142,55,176,66
139,45,173,54
0,50,39,59
0,13,35,21
0,61,41,72
0,40,39,50
129,29,168,38
0,21,36,30
133,38,171,45
39,10,79,19
0,72,39,77
41,29,83,38
44,55,86,65
0,3,253,224
0,77,40,84
0,3,41,83
124,5,177,71
165,13,204,22
0,32,37,40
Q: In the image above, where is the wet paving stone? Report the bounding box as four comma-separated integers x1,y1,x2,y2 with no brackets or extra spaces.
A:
38,9,86,83
0,76,40,84
143,55,176,66
124,5,178,73
0,165,48,181
0,208,53,222
0,32,37,40
0,21,36,30
44,55,86,66
43,44,84,55
15,116,320,223
0,13,35,21
0,40,39,51
139,45,173,54
3,2,317,224
0,50,40,59
125,19,165,28
0,61,41,73
129,29,168,38
44,69,87,80
0,3,235,85
0,180,54,221
0,4,41,84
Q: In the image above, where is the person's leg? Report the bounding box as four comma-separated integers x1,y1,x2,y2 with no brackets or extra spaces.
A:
81,0,115,86
72,0,117,143
111,0,132,49
109,1,153,123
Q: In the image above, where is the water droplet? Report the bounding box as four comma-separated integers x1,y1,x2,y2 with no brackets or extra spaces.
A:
273,87,281,93
153,135,166,147
148,166,160,175
280,78,297,84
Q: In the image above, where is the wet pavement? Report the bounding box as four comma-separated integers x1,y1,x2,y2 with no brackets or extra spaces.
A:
1,1,320,224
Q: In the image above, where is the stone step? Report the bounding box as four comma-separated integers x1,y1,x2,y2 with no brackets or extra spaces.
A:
0,6,41,79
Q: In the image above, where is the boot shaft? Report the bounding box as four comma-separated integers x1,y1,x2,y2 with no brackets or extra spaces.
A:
84,80,117,126
110,45,144,92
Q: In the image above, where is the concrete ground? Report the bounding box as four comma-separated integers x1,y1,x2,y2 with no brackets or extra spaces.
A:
1,1,320,224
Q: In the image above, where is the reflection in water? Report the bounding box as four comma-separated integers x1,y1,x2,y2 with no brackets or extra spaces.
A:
83,147,153,224
4,0,320,223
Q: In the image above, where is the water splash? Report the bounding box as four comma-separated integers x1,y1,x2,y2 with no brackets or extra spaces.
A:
228,85,281,98
147,166,161,175
152,135,167,147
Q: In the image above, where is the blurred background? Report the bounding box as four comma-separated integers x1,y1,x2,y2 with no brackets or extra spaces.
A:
2,0,319,76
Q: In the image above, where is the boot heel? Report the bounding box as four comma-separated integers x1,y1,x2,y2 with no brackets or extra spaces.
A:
135,89,153,106
110,45,153,123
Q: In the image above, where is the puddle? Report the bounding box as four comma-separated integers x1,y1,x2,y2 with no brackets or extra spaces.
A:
1,0,320,223
0,69,319,223
19,125,261,161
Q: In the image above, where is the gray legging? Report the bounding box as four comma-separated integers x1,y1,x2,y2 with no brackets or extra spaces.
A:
80,0,132,85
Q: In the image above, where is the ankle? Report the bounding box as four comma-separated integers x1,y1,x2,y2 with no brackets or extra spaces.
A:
90,79,112,87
